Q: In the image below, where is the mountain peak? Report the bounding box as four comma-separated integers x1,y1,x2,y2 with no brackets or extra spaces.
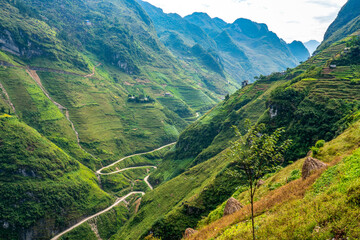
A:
231,18,269,38
187,12,212,19
288,40,310,62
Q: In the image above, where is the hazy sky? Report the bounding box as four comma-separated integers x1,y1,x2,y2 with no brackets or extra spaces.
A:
144,0,347,43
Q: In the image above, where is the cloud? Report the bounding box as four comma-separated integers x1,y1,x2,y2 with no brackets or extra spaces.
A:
306,0,340,8
314,11,339,23
286,20,300,24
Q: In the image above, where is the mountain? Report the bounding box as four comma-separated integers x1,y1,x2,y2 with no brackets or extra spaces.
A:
324,0,360,41
111,30,360,238
2,0,360,239
0,0,240,238
288,40,310,62
138,1,305,84
304,40,320,54
318,0,360,51
0,0,240,167
0,115,113,239
184,12,227,38
107,1,360,238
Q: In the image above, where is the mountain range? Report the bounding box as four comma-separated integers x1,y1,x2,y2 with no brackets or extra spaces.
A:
0,0,360,240
138,0,310,83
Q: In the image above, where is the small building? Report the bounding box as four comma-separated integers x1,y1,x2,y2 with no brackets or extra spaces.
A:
164,92,173,97
241,80,249,88
329,64,337,69
85,20,92,26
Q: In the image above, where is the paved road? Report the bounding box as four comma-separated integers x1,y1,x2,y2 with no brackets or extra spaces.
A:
96,142,176,174
51,192,145,240
144,175,153,190
51,143,175,239
1,60,176,239
100,166,157,176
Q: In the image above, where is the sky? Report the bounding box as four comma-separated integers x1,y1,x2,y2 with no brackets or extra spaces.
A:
144,0,348,43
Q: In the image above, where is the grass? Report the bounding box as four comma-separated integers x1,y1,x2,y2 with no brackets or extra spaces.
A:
186,118,360,240
36,71,181,164
110,145,237,240
0,115,112,240
0,66,99,169
101,167,155,196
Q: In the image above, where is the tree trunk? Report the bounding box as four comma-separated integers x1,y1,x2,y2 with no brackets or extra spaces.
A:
250,185,255,240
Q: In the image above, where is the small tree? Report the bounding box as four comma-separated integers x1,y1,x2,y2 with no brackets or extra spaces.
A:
227,121,291,240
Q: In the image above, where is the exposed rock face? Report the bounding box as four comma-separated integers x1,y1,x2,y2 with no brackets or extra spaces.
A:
302,157,327,180
223,197,243,216
0,30,42,58
184,228,197,238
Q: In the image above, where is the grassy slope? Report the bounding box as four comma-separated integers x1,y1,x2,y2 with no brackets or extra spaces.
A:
0,0,234,167
150,75,287,186
115,28,360,240
0,65,99,168
0,115,112,239
161,31,360,182
262,35,360,161
190,114,360,240
110,146,238,240
181,34,360,240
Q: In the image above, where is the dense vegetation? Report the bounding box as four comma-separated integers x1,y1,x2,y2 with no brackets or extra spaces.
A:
0,115,112,239
190,114,360,240
119,9,360,239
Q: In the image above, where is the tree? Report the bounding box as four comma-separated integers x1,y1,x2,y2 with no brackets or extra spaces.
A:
227,121,292,240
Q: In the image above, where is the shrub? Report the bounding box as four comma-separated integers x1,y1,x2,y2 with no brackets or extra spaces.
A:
287,169,301,183
315,140,326,148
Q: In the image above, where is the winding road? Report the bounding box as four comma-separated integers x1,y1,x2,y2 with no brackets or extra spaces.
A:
51,192,145,240
0,60,177,239
51,142,175,240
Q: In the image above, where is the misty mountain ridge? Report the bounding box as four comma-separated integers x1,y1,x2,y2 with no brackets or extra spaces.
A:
304,39,320,54
138,0,309,83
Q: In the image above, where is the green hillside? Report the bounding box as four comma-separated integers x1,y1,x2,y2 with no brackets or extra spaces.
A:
0,115,112,239
189,114,360,240
115,14,360,240
0,0,236,167
319,0,360,51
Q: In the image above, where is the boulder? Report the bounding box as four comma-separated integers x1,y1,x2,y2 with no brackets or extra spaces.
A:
302,157,327,180
223,197,243,216
184,228,197,238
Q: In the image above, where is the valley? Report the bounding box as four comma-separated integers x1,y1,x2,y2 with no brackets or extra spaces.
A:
52,142,175,240
0,0,359,240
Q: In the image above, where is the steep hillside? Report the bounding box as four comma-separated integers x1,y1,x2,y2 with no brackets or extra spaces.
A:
138,1,306,83
188,114,360,240
0,115,112,239
319,0,360,51
167,31,360,174
0,0,237,166
324,0,360,41
0,0,241,239
116,21,360,240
